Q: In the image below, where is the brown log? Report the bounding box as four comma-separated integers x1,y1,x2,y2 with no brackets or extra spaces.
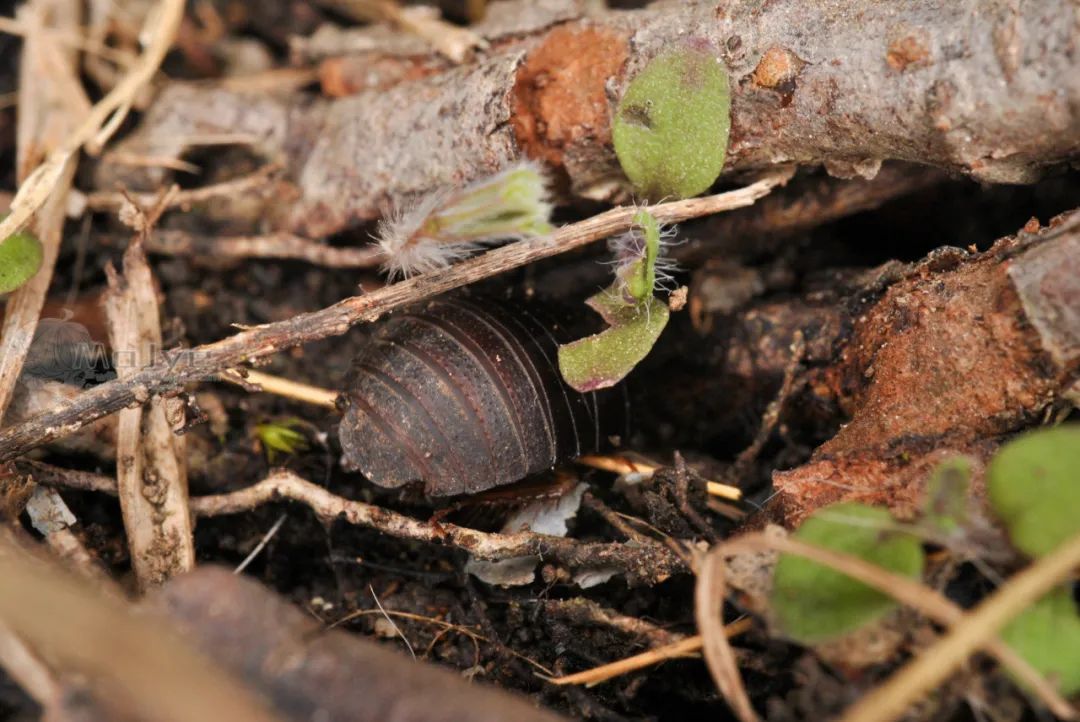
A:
151,566,568,722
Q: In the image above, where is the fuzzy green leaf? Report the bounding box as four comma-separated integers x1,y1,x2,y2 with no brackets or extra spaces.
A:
0,229,44,294
771,503,925,645
558,290,669,392
612,47,731,200
1000,586,1080,696
987,424,1080,558
922,456,973,534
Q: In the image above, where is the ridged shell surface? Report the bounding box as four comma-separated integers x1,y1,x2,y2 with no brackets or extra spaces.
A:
340,298,613,495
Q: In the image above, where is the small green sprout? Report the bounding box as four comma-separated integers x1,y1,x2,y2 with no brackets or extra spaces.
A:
987,424,1080,558
612,47,731,200
376,161,554,279
770,502,925,644
255,418,310,464
0,226,44,294
558,210,674,392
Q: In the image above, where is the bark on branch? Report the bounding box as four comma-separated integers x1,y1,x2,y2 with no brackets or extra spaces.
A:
102,0,1080,237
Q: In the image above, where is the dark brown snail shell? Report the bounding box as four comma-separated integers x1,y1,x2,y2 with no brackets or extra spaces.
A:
338,297,622,496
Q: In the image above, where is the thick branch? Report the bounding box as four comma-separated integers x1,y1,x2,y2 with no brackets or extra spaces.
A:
102,0,1080,237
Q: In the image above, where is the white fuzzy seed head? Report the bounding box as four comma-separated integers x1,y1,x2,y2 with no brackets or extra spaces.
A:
376,161,554,280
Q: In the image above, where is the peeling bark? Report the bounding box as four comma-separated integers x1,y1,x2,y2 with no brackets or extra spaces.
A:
104,242,195,590
102,0,1080,238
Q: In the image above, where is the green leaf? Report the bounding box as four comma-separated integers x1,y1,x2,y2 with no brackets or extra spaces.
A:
771,503,925,645
1000,586,1080,696
922,456,973,534
987,424,1080,557
255,418,310,463
0,228,44,294
558,290,669,392
612,47,731,200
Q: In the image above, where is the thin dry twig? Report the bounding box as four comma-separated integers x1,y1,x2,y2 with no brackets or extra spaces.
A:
720,533,1077,720
543,619,753,688
837,529,1080,722
540,597,685,648
0,173,788,463
189,469,685,585
0,14,136,66
232,513,287,575
315,0,486,62
144,229,383,268
726,330,805,486
577,454,743,501
695,547,760,722
221,369,340,409
330,608,553,676
84,162,281,212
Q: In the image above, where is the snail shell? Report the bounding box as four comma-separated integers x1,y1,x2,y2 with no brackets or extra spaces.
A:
339,297,621,496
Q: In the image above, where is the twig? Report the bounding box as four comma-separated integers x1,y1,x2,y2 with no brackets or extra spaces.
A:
330,608,552,675
720,533,1078,720
83,163,281,212
0,15,137,67
145,229,383,268
15,460,117,495
543,620,752,687
232,513,286,574
577,454,743,501
190,470,686,585
726,330,805,486
837,530,1080,722
540,597,685,648
221,369,340,409
695,547,759,722
370,584,416,660
315,0,486,62
0,173,787,463
0,619,63,715
582,493,659,548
